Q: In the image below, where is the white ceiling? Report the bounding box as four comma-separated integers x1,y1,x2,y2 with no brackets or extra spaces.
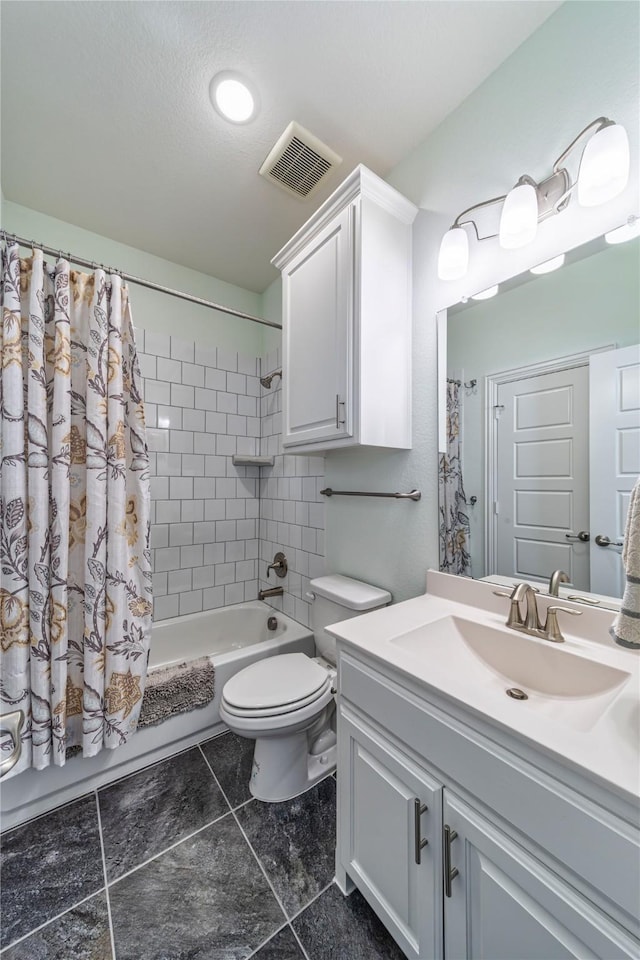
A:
1,1,561,293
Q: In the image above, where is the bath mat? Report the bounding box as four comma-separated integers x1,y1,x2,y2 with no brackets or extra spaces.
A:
138,657,216,728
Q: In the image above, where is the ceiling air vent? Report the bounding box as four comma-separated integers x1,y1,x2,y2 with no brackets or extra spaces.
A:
259,121,342,200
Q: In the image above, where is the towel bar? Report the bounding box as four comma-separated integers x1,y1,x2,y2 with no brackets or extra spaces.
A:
320,488,421,501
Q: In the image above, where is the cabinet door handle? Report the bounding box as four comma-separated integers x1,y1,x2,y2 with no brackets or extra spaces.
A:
335,394,345,429
443,825,459,897
414,798,428,864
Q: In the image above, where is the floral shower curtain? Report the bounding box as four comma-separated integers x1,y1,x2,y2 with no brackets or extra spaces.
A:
1,243,152,776
439,379,472,576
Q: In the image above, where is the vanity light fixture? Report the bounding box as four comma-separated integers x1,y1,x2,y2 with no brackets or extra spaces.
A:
530,254,565,275
471,284,499,301
438,118,630,280
437,227,469,281
605,215,640,245
210,71,259,124
499,180,539,249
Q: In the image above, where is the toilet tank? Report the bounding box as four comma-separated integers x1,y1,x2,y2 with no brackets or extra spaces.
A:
309,574,391,663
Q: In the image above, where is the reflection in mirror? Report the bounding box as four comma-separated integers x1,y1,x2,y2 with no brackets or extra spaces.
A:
438,233,640,611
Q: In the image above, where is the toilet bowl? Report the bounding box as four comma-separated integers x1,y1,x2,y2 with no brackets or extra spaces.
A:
219,574,391,802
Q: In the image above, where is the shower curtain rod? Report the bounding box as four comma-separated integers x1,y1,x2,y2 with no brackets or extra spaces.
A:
0,230,282,330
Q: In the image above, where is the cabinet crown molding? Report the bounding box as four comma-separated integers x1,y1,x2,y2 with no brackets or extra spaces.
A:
272,163,418,270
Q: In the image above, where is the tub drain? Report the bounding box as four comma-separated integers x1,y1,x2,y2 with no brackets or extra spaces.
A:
506,687,528,701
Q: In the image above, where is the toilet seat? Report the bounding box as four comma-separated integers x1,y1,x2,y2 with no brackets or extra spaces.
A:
221,678,331,718
222,652,330,713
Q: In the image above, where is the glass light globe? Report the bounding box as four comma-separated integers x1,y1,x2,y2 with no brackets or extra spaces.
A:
437,227,469,281
530,254,565,275
605,217,640,245
471,285,499,300
577,124,630,207
499,183,538,249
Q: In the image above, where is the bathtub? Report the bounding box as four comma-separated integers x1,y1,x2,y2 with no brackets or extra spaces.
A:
0,602,314,831
147,601,315,720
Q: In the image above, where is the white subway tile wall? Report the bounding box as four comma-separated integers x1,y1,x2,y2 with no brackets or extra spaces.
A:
140,331,261,621
257,348,325,629
139,334,326,625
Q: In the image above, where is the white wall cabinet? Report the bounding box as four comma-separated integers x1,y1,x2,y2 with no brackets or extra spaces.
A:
336,649,640,960
272,165,417,453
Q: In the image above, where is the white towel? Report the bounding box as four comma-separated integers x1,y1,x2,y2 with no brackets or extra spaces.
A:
610,476,640,648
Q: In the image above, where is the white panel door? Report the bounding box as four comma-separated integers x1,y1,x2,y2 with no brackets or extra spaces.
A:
339,710,443,960
282,204,353,447
495,365,589,588
444,791,638,960
590,344,640,597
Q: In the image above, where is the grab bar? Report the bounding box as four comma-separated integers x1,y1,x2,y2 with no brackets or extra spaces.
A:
0,710,25,778
320,488,421,501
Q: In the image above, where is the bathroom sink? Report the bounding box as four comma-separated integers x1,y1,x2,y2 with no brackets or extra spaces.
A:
391,615,631,726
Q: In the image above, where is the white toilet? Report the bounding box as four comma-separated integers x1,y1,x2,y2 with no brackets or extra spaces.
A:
219,574,391,802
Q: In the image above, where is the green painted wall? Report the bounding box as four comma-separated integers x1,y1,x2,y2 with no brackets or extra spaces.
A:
325,1,639,601
1,200,265,354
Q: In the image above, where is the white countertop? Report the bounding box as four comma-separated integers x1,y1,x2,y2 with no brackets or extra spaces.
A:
328,571,640,803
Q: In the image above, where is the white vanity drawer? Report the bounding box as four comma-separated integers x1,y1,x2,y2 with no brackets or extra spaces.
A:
338,649,640,933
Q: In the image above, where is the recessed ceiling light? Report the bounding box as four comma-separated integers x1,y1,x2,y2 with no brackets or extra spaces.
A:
471,285,499,301
530,254,565,275
605,216,640,245
210,71,258,124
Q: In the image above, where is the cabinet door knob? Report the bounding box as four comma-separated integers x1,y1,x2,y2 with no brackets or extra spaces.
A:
414,798,428,864
443,824,459,897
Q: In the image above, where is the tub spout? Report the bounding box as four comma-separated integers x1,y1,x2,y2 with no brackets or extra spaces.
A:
258,586,284,600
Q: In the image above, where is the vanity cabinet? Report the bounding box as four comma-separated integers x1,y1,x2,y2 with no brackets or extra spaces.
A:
272,165,417,453
336,649,640,960
443,792,634,960
340,708,443,960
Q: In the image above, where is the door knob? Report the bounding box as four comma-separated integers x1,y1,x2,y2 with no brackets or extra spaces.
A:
565,531,590,542
595,534,623,548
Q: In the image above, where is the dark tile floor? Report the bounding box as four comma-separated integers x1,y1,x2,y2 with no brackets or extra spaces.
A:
0,731,406,960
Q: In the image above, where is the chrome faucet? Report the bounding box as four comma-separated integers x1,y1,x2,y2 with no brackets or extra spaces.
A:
494,582,582,643
548,569,570,597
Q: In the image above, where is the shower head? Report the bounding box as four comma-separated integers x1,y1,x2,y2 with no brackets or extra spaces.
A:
260,369,282,389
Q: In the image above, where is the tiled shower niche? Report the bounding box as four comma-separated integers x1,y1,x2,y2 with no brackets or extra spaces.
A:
138,334,326,625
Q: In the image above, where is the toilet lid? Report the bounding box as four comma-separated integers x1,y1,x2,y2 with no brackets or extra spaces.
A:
221,682,331,718
223,653,329,711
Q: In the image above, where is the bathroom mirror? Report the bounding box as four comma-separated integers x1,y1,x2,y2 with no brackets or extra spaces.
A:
437,230,640,611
